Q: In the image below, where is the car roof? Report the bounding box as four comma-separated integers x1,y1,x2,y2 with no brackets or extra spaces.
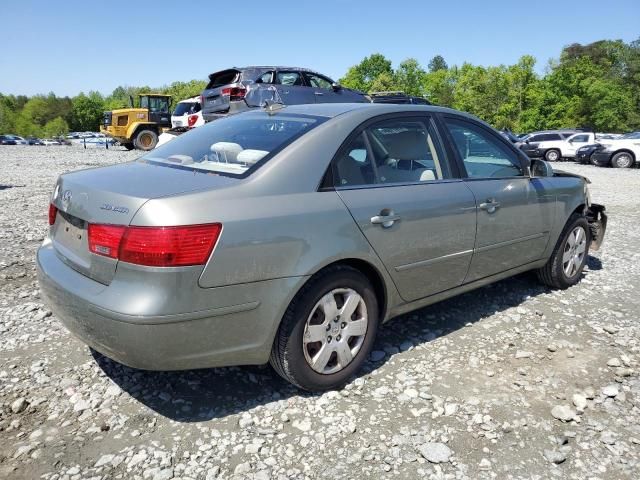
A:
274,102,478,120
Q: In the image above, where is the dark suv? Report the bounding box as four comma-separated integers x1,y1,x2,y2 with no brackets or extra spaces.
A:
200,66,367,122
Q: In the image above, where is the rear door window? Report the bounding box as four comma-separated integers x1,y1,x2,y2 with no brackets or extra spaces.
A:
276,71,305,86
333,117,449,187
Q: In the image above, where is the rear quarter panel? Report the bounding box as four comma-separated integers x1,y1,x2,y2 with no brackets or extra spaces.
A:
131,188,399,303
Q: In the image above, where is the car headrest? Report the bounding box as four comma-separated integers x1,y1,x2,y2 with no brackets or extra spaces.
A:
384,130,429,160
237,149,269,165
210,142,243,163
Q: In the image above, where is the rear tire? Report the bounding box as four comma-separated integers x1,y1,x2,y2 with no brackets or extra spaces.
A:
611,151,634,168
134,129,158,151
270,265,379,391
545,149,561,162
536,213,590,289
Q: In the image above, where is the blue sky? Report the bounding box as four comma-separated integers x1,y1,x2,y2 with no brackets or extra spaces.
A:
1,0,638,97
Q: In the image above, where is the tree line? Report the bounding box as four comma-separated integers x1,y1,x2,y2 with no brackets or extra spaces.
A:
340,38,640,133
0,80,206,138
1,38,638,137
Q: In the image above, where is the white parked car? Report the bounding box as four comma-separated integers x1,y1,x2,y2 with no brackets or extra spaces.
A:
524,132,597,162
591,132,640,168
171,96,204,128
41,139,61,146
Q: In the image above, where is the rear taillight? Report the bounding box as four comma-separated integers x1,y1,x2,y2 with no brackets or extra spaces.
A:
187,114,198,127
88,224,126,259
88,223,222,267
221,87,246,101
48,204,58,225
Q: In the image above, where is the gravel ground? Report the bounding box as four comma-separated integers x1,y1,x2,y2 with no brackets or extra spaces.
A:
1,145,639,480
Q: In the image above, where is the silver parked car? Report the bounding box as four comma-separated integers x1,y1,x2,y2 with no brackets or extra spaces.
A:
37,103,607,391
200,66,367,122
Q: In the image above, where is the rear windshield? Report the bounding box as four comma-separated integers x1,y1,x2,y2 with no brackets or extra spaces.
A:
173,102,200,116
206,69,240,89
140,112,326,177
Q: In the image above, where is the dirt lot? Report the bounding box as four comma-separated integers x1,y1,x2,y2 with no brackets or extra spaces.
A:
0,145,638,480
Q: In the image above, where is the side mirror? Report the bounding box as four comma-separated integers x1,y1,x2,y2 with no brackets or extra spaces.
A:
530,159,553,177
332,82,342,91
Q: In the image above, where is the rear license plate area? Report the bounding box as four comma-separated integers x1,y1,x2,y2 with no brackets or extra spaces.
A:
55,211,88,254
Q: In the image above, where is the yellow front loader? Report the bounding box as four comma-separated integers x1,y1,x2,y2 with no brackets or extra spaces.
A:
100,94,172,150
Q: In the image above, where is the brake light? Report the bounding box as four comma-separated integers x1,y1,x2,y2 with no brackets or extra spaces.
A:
87,223,222,267
88,224,126,259
187,114,198,127
221,87,246,101
48,204,58,225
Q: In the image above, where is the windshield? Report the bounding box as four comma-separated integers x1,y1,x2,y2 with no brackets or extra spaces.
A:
140,112,326,177
621,132,640,139
173,102,200,116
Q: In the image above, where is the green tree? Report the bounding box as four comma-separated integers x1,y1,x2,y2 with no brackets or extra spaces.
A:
71,91,105,131
43,117,69,137
428,55,448,72
340,53,394,92
394,58,426,96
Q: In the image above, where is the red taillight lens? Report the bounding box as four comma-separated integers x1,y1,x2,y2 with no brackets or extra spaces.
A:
221,87,246,101
88,223,221,267
48,204,58,225
187,114,198,127
88,224,126,259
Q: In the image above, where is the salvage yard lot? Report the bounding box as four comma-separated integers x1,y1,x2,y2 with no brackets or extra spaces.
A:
0,146,639,480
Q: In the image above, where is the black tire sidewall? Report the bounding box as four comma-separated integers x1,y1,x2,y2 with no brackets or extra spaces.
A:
283,269,379,391
135,130,158,151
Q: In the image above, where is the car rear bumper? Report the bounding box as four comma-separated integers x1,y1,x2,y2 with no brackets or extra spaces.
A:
37,240,307,370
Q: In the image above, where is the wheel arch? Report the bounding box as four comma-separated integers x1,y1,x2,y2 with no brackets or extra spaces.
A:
612,149,636,162
127,122,158,140
301,258,389,323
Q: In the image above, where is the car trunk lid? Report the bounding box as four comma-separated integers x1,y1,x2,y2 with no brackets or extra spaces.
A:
50,161,237,285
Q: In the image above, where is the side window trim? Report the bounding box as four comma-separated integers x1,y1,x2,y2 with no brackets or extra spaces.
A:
437,113,530,180
325,113,460,191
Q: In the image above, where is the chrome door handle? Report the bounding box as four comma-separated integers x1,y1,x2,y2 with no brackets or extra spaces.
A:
479,198,501,214
314,91,324,96
371,210,401,228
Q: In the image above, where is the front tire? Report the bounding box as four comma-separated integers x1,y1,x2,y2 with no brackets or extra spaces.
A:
536,213,590,289
270,265,379,391
134,129,158,151
611,151,634,168
545,149,561,162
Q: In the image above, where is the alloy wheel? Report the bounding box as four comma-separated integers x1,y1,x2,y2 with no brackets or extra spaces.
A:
616,154,632,168
302,288,368,374
562,226,587,278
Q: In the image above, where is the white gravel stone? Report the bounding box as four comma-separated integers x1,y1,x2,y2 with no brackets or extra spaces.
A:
417,442,452,463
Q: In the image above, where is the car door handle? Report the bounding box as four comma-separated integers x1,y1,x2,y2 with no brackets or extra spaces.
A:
479,198,501,214
314,91,324,96
371,210,401,228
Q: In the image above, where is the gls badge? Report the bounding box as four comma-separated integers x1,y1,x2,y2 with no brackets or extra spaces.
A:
100,204,129,214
